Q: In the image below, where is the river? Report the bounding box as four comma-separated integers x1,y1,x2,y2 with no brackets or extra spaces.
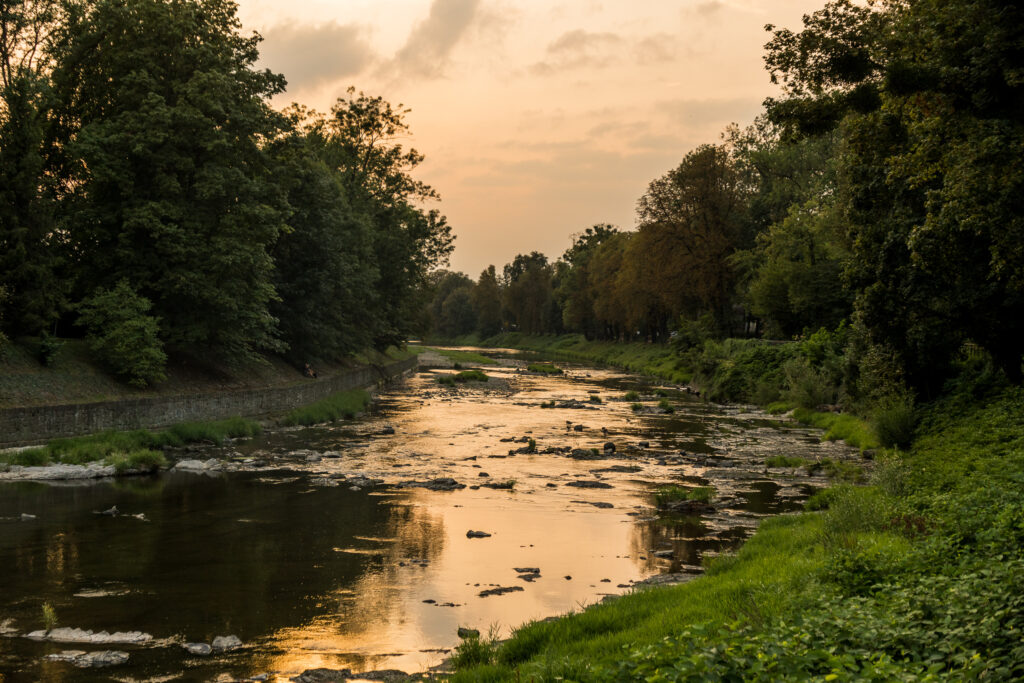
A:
0,348,859,682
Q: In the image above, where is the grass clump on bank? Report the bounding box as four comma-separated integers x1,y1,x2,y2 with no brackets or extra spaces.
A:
0,416,260,470
655,485,714,506
455,370,489,382
279,389,371,426
451,385,1024,682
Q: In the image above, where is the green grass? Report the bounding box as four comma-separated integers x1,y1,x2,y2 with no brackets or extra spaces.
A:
624,391,640,401
279,389,371,426
0,417,259,471
527,363,563,375
455,369,489,382
437,375,456,386
792,408,879,450
630,402,643,412
765,455,808,468
655,485,715,506
588,394,602,404
657,397,674,413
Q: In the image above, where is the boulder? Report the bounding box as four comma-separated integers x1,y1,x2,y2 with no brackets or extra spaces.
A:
182,642,213,656
466,530,492,538
212,634,242,651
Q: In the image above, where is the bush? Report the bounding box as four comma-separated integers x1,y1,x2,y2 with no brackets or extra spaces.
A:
765,455,807,468
872,395,917,448
784,358,838,409
78,280,167,387
280,390,371,426
36,332,64,366
527,363,562,374
657,397,674,413
624,391,640,401
455,369,489,382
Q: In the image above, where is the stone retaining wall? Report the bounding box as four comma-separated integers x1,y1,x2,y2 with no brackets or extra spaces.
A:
0,356,418,447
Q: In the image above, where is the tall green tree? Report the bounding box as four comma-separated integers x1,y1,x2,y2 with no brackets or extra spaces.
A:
49,0,288,359
0,0,64,336
767,0,1024,388
318,88,454,349
558,224,618,338
471,265,502,338
268,106,377,362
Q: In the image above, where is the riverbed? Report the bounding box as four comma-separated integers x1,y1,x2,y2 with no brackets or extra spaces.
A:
0,349,860,682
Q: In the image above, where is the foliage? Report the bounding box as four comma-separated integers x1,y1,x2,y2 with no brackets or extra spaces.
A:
454,370,489,383
41,603,57,631
34,331,62,367
527,363,562,375
623,391,640,401
279,390,371,427
765,455,807,468
657,397,674,413
655,485,715,506
423,347,497,365
872,395,917,449
77,280,167,387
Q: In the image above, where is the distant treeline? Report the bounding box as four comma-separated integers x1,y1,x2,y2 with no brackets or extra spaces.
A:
0,0,452,386
428,0,1024,396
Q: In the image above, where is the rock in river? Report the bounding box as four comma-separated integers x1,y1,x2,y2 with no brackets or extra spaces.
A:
466,530,492,538
212,634,242,651
478,585,524,598
182,642,213,656
564,480,613,489
44,650,129,668
397,478,466,491
25,627,152,645
291,668,409,682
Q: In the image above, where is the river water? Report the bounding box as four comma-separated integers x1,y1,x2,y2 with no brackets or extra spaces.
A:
0,348,858,682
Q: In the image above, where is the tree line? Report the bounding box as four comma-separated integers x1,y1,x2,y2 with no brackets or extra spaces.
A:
428,0,1024,396
0,0,452,386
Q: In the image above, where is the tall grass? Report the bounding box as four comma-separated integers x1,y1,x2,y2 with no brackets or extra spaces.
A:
279,389,371,426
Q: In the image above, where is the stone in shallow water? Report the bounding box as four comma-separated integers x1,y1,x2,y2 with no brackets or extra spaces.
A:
25,627,152,644
211,634,242,651
44,650,129,668
466,530,491,538
478,585,524,598
564,480,613,489
182,642,212,655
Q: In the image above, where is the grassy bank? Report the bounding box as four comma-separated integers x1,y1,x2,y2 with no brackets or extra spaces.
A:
0,417,262,473
450,387,1024,680
0,338,413,409
279,389,372,426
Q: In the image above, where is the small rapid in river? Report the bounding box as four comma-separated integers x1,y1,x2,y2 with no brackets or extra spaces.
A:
0,347,860,682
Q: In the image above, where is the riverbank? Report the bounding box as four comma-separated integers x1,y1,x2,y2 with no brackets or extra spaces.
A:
444,361,1024,678
0,349,416,446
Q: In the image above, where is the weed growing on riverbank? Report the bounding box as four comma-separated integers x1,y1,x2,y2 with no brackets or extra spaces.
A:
655,485,714,506
0,417,260,469
765,455,808,468
527,363,563,375
455,370,489,382
419,347,497,366
280,389,371,426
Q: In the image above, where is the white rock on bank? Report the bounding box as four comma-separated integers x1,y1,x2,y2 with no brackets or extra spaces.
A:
25,627,153,644
0,463,116,481
173,458,222,472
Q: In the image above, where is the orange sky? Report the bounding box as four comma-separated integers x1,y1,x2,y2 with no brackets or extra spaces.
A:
238,0,823,276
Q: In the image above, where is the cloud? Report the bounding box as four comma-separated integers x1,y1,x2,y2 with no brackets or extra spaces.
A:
259,22,375,92
530,29,681,75
656,96,763,129
530,29,624,74
388,0,482,79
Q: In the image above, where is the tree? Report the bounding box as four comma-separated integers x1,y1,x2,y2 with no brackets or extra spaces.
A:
636,144,750,334
0,1,64,336
267,107,377,362
558,224,618,337
503,252,557,335
48,0,288,359
766,0,1024,389
317,88,454,349
471,265,502,338
78,280,167,387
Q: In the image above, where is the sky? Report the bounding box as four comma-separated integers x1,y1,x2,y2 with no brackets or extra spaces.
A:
237,0,823,277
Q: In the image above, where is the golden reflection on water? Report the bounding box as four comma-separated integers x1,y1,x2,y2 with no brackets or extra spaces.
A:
258,485,656,677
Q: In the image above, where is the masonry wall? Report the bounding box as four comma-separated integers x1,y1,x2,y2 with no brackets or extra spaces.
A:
0,356,418,447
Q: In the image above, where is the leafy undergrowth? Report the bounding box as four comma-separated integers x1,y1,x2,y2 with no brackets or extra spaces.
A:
0,417,260,470
655,485,715,506
792,408,879,451
450,387,1024,681
279,389,371,426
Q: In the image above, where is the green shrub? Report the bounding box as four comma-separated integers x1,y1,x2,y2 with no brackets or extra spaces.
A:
630,402,643,412
527,364,562,374
455,369,489,382
655,485,714,506
105,449,168,474
784,358,837,409
872,395,917,448
77,280,167,387
280,390,371,426
3,448,51,467
624,391,640,401
657,397,674,413
588,394,602,404
438,375,456,386
36,332,64,367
